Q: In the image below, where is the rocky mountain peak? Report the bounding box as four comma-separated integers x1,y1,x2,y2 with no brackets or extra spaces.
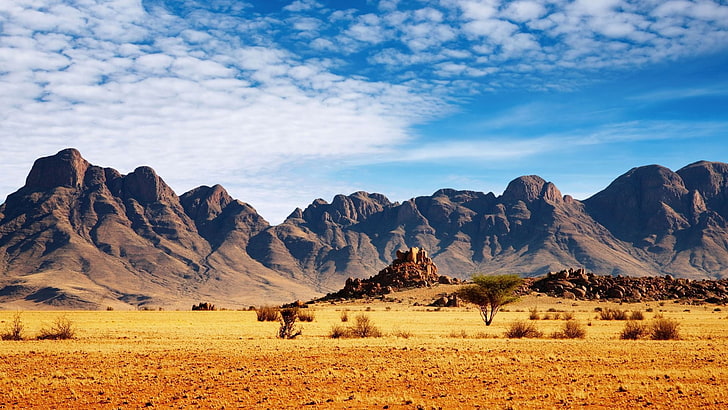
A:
180,184,234,223
24,148,90,191
122,166,177,204
502,175,548,203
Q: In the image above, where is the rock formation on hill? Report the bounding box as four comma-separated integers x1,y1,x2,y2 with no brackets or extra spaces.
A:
325,247,457,299
2,149,728,309
528,268,728,304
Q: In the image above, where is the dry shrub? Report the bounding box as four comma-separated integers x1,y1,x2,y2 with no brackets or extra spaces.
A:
561,312,575,320
350,314,382,338
1,313,24,341
448,329,468,338
650,317,680,340
620,320,647,340
340,310,349,322
297,309,315,322
393,329,413,339
504,320,543,339
329,314,382,338
278,308,302,339
552,320,586,339
37,315,75,340
629,310,645,320
329,325,350,339
600,308,628,320
256,306,280,322
528,307,540,320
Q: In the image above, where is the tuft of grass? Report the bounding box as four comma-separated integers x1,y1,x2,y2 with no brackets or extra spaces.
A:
297,309,315,322
448,329,468,338
620,320,647,340
393,329,413,339
599,308,628,320
504,320,543,339
552,320,586,339
37,315,75,340
561,312,575,320
340,310,349,322
650,317,680,340
528,307,540,320
329,325,351,339
255,306,280,322
629,310,645,320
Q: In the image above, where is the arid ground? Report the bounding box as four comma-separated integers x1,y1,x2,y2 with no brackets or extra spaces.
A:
1,292,727,409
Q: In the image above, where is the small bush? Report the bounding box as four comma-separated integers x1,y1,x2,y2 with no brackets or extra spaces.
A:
561,312,575,321
350,314,382,338
37,315,75,340
552,320,586,339
192,302,216,311
542,313,552,320
277,308,302,339
1,313,24,341
340,310,349,322
650,317,680,340
393,329,413,339
256,306,280,322
528,307,540,320
448,329,468,338
600,308,628,320
504,320,543,339
629,310,645,320
620,320,647,340
297,309,315,322
329,325,351,339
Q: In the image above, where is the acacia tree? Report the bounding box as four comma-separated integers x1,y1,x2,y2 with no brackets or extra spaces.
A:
458,274,523,326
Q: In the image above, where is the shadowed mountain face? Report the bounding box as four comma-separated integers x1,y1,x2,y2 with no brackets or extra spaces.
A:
2,149,728,309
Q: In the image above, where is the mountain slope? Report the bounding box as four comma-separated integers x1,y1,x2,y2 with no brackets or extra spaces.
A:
2,149,728,309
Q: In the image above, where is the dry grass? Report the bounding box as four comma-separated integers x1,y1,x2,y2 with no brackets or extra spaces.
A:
0,296,726,408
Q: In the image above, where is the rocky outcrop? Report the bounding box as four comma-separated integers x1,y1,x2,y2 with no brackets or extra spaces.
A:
529,268,728,303
325,247,457,299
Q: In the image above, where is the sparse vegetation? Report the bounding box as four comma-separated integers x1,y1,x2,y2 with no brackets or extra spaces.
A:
551,320,586,339
561,311,575,321
1,313,25,341
328,314,382,338
297,309,315,322
277,308,302,339
328,324,350,339
599,308,628,320
256,306,280,322
350,314,382,338
629,310,645,320
458,274,523,326
340,310,349,322
448,329,469,338
620,320,647,340
37,315,75,340
528,307,540,320
504,320,543,339
650,317,680,340
192,302,216,311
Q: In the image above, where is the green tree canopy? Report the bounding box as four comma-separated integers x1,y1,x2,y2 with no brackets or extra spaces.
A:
458,274,523,326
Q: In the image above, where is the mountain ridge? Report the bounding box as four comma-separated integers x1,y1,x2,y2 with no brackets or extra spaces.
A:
2,149,728,309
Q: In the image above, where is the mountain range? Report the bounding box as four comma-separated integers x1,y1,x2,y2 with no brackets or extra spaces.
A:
1,148,728,309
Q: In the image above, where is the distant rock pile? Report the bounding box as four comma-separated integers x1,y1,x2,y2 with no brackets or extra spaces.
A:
325,247,458,299
529,268,728,303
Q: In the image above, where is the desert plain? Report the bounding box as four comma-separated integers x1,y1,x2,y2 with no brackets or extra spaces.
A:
0,290,727,409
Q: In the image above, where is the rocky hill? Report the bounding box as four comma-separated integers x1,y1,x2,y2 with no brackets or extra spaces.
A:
2,149,728,309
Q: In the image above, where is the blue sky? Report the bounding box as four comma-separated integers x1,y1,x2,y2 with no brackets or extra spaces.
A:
1,0,727,223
